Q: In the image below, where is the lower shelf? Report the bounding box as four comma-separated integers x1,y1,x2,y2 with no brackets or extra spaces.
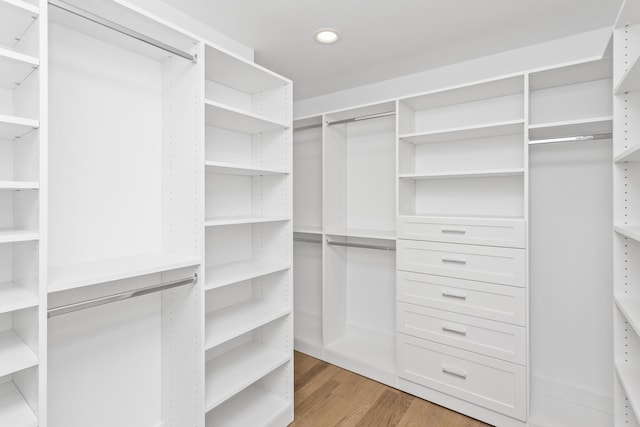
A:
616,362,640,423
0,330,38,377
0,282,38,314
0,382,37,427
205,341,290,412
206,383,291,427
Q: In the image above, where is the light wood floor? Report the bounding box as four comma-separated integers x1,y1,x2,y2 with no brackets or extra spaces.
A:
291,351,492,427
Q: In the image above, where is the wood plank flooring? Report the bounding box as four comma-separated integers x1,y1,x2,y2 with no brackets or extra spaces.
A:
291,351,492,427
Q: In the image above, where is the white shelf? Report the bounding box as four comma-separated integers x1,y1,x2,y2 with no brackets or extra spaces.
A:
205,260,290,291
399,213,525,221
205,341,290,412
0,114,38,140
205,301,289,349
0,0,39,49
0,282,37,314
615,143,640,163
293,225,323,235
616,296,640,337
205,161,289,176
0,382,38,427
205,99,288,134
398,120,524,144
616,54,640,94
616,362,640,423
0,329,37,377
207,383,290,427
0,180,38,190
529,116,613,140
530,58,612,90
324,228,396,240
615,225,640,243
0,229,38,244
0,46,38,90
48,253,199,293
399,168,524,180
205,216,289,227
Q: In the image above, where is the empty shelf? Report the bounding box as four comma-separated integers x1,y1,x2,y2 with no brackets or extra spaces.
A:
205,216,289,227
399,168,524,180
0,46,38,90
616,296,640,338
205,341,290,411
616,54,640,94
48,253,199,293
616,362,640,423
0,382,38,427
206,384,290,427
399,120,524,144
0,330,38,377
205,260,290,290
0,0,39,49
615,143,640,163
205,99,288,134
205,300,289,349
205,161,289,176
528,116,612,140
0,282,37,314
0,180,39,190
615,225,640,243
0,229,38,244
0,114,38,140
324,228,396,240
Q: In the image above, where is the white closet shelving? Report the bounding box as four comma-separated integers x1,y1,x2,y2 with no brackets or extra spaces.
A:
614,1,640,425
203,42,293,427
0,0,42,425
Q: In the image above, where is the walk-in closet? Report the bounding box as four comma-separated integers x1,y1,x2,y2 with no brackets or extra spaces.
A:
0,0,635,426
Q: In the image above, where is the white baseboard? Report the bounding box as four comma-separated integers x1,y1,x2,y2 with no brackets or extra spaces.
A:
529,375,613,427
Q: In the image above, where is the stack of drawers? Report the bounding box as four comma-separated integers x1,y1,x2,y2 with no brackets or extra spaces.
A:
395,216,527,421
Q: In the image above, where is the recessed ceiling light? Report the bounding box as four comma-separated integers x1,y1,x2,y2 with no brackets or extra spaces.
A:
314,28,340,44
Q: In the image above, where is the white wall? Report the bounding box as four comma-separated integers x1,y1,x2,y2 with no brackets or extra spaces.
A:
294,27,611,117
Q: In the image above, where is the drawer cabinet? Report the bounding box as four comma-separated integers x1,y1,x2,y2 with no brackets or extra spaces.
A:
397,240,525,286
397,216,526,248
397,302,526,364
397,334,526,420
397,271,525,325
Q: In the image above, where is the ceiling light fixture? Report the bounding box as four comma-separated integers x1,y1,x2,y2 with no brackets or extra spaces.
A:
314,28,340,44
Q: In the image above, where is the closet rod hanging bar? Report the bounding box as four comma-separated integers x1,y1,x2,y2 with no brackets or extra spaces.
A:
294,237,322,244
326,111,395,127
47,274,198,318
48,0,198,63
326,240,396,251
529,133,613,145
294,123,323,132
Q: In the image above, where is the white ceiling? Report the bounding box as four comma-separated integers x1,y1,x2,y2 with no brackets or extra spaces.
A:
162,0,623,101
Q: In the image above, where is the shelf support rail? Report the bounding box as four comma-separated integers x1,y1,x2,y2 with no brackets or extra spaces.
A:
326,111,396,127
47,274,198,318
48,0,198,63
326,240,396,251
529,133,612,145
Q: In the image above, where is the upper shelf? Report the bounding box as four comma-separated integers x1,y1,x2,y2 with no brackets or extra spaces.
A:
0,229,39,244
205,100,289,134
529,58,612,91
205,161,289,176
399,120,524,144
0,0,39,50
616,296,640,338
324,227,396,240
205,259,290,291
0,114,39,140
529,116,613,140
48,253,200,293
205,216,289,227
615,225,640,243
0,46,38,90
614,143,640,163
615,54,640,94
205,44,289,95
399,168,525,180
0,180,39,190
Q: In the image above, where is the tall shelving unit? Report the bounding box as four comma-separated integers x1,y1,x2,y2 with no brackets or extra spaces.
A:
0,0,43,425
614,1,640,425
202,43,293,427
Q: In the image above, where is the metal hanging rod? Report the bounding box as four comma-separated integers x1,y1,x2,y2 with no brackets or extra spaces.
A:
294,237,322,244
48,0,197,63
293,124,323,132
529,133,612,145
327,240,396,251
48,274,198,318
326,111,396,127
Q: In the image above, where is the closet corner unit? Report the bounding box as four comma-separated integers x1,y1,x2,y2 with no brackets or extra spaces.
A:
614,1,640,425
202,42,294,427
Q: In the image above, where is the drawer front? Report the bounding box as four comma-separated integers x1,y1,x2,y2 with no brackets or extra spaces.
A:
397,216,525,248
397,240,525,287
397,303,526,364
397,334,526,420
397,271,525,325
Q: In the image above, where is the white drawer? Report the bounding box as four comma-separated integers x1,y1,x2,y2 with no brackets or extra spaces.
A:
397,303,526,364
397,216,525,248
397,334,526,420
397,240,525,287
397,271,525,325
